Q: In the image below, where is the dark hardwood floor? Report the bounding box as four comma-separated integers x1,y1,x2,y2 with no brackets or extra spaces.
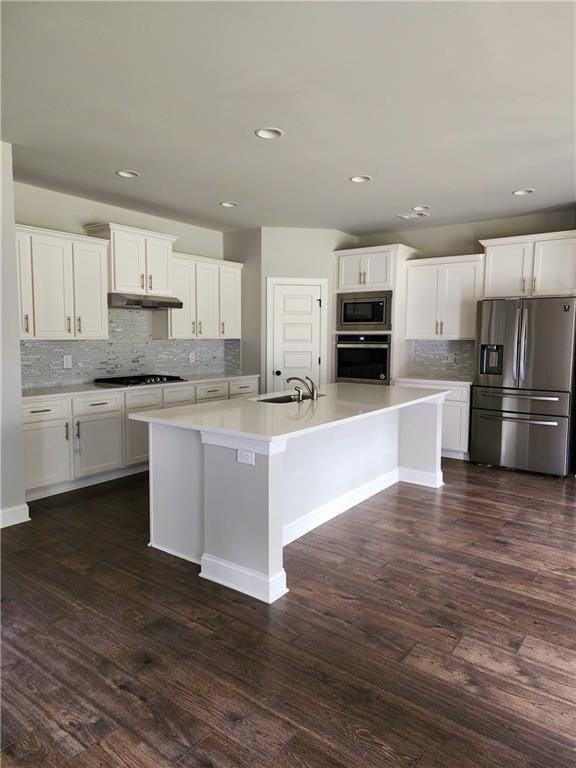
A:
2,459,576,767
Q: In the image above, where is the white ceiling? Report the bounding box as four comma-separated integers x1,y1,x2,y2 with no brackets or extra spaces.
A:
2,1,575,234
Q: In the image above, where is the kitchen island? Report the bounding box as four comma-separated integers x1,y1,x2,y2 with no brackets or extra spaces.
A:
131,383,448,603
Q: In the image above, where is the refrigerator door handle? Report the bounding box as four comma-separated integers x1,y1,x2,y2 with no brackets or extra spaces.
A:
519,306,528,382
479,391,560,402
480,414,559,427
512,305,521,381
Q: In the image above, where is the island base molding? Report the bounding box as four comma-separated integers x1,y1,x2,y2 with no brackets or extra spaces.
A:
200,555,288,603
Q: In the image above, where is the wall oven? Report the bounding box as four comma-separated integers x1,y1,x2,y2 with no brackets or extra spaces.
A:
336,334,391,384
336,291,392,332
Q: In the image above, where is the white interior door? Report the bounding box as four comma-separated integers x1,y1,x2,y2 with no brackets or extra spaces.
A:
270,282,322,392
72,241,108,339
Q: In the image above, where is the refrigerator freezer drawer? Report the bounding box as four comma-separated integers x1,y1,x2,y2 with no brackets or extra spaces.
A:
470,409,570,475
472,387,571,417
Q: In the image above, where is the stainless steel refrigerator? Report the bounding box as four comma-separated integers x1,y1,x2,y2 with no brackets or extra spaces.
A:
471,296,576,476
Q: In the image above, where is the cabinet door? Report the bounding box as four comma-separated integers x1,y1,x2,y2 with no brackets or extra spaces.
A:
146,237,172,295
484,243,533,297
24,419,72,489
31,234,74,339
112,230,146,293
362,252,391,289
442,401,469,453
72,241,108,339
16,231,34,338
439,260,483,339
533,238,576,296
73,413,123,478
405,264,440,339
219,265,241,338
196,261,219,339
125,411,153,465
338,254,363,291
169,258,196,339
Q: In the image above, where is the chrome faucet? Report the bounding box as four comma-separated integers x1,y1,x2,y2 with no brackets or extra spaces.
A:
286,376,319,401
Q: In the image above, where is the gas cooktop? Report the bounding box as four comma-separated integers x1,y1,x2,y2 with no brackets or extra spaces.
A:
94,374,186,387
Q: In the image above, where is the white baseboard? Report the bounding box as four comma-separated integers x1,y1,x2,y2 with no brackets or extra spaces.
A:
25,465,148,501
148,541,200,565
283,468,400,545
398,467,444,488
1,502,30,529
442,449,469,461
200,554,288,603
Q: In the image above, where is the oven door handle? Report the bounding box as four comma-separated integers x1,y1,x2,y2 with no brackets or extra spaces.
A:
336,343,389,349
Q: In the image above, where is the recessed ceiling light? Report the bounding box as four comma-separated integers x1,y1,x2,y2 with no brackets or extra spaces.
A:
220,201,239,208
115,169,140,179
411,204,431,212
254,127,284,140
349,175,372,183
396,211,431,220
513,188,535,196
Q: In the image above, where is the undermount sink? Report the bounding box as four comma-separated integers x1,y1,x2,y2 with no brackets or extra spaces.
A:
260,393,326,404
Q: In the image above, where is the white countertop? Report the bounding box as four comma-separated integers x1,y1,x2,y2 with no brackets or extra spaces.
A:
22,372,260,399
130,382,448,443
395,374,474,385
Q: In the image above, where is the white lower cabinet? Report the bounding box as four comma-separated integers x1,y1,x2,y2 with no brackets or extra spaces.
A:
23,376,260,494
73,413,123,477
24,419,72,489
394,378,471,458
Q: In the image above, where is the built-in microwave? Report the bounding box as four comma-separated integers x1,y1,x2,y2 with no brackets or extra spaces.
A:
336,291,392,332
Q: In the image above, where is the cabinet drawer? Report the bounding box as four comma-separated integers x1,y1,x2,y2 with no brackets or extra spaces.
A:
23,398,70,423
229,379,258,396
125,388,163,411
445,386,470,404
196,382,229,401
73,393,123,416
163,384,196,406
395,380,470,403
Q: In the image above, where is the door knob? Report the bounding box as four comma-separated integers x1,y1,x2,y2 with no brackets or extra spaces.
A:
275,370,282,376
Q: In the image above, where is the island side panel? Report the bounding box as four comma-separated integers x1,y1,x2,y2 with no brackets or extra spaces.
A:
282,409,400,544
398,399,444,487
148,423,204,563
200,444,287,603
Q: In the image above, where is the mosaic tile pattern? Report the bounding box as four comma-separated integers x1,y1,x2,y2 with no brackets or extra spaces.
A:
411,339,476,378
21,309,241,388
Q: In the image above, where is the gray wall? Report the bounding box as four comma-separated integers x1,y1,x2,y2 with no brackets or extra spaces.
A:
14,182,224,258
21,309,240,388
1,143,27,516
358,208,576,257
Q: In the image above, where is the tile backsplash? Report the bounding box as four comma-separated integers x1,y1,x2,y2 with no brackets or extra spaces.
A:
411,339,476,378
21,309,241,388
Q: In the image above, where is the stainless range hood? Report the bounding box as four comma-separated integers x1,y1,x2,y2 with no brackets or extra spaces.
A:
108,293,183,310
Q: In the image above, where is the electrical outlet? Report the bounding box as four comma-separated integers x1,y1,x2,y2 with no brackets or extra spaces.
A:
63,354,73,369
237,450,255,466
189,352,196,364
447,353,455,363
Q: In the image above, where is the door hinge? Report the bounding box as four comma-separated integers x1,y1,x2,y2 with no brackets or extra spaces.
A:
317,298,322,308
318,357,321,365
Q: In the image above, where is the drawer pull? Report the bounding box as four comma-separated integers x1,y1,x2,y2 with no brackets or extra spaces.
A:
89,402,108,407
237,385,251,390
30,408,51,414
24,314,30,333
206,389,220,394
140,273,145,289
77,316,82,334
66,316,72,333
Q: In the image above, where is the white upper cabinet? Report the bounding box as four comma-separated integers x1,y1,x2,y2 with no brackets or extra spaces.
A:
483,242,533,297
169,256,197,339
405,256,484,340
480,231,576,298
16,230,34,338
533,237,576,296
337,248,393,291
219,265,242,338
145,236,172,295
195,261,220,339
30,233,75,339
405,263,440,339
16,226,109,340
85,223,177,296
72,240,108,339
